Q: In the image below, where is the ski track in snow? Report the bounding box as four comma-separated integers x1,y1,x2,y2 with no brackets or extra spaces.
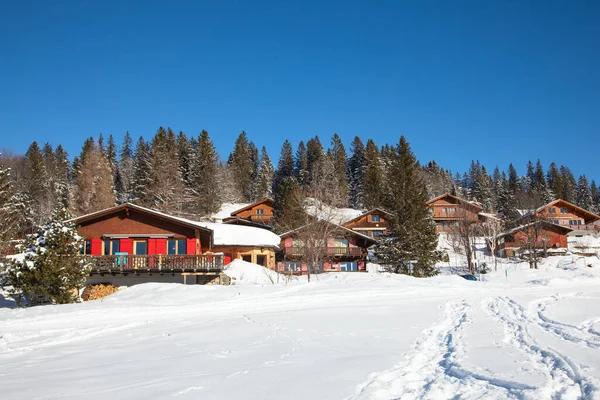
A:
349,300,525,400
485,296,600,400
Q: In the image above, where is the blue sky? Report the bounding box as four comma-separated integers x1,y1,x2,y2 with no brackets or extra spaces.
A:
1,0,599,181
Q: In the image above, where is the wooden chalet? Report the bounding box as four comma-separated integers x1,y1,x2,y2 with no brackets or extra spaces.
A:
426,193,484,232
277,221,377,273
223,198,274,227
69,203,280,285
495,221,572,258
342,208,392,240
516,199,600,233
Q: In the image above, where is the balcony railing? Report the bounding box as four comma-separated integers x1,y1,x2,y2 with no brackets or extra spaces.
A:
86,254,224,274
283,246,364,257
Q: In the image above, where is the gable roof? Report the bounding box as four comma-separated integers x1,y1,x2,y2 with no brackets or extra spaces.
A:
279,220,379,245
426,193,484,212
222,216,274,230
535,199,600,223
67,203,213,235
496,221,573,240
342,208,393,226
230,198,274,216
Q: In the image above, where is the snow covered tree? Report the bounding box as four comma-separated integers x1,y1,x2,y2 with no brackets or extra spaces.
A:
295,140,309,187
347,136,366,209
7,206,91,306
559,166,577,203
576,175,593,211
273,140,304,233
176,131,194,187
376,136,439,277
546,162,562,200
22,141,51,226
591,180,600,214
329,133,348,206
147,127,185,214
189,130,221,216
117,131,134,203
306,136,325,187
228,131,257,202
255,146,274,199
72,138,115,215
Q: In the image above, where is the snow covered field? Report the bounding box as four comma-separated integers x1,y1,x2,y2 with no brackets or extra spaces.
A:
2,258,600,399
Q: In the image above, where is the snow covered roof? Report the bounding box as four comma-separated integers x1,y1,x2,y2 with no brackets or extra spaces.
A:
68,203,280,249
515,199,600,224
303,198,363,225
211,202,251,222
496,221,573,240
426,193,483,211
229,198,274,216
342,208,393,226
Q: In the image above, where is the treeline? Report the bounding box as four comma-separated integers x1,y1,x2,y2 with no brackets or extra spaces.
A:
1,127,599,240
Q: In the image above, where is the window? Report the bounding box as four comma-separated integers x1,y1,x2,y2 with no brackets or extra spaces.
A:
242,255,252,263
548,208,556,214
256,255,266,266
285,262,301,271
167,239,187,255
577,220,582,225
256,209,264,215
553,220,559,225
103,239,120,255
560,207,568,214
371,214,380,223
334,239,349,247
340,262,358,271
134,240,147,255
80,240,91,255
373,230,384,238
442,207,456,213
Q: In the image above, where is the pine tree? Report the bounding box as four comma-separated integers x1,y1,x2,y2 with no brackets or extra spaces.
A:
329,133,348,206
546,162,562,200
7,205,90,306
575,175,593,210
255,146,274,199
363,139,383,210
272,140,303,232
376,136,439,277
22,141,51,226
347,136,366,209
73,138,115,215
228,131,257,202
118,131,134,203
295,141,309,186
524,160,535,193
189,130,221,216
559,166,577,203
531,159,551,203
132,136,152,205
306,136,325,187
0,159,20,252
507,163,519,194
176,131,194,187
591,180,600,214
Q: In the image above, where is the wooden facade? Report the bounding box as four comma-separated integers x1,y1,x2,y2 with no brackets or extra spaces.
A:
496,222,572,258
277,222,377,273
229,198,274,226
525,199,600,231
426,193,483,232
342,208,391,239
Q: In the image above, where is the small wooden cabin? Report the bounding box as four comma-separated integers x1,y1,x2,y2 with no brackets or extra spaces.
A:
342,208,392,240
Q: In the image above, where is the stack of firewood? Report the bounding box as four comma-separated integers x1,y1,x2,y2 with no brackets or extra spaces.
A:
82,283,119,301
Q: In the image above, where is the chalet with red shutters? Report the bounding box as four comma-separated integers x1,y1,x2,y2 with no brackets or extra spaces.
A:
223,198,274,228
277,221,377,273
69,203,280,285
426,193,485,232
342,208,391,240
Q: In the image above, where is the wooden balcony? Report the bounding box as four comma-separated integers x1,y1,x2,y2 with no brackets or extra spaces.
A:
86,254,224,274
283,246,364,257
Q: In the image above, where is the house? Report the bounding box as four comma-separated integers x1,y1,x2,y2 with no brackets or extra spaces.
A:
516,199,600,233
223,198,274,227
342,208,392,239
277,221,378,273
69,203,280,285
495,221,572,258
426,193,484,232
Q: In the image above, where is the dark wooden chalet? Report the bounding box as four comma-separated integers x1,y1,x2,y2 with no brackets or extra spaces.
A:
516,199,600,233
224,198,274,227
342,208,392,240
426,193,484,232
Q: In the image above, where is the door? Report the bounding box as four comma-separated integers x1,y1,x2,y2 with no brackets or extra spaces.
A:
133,240,148,269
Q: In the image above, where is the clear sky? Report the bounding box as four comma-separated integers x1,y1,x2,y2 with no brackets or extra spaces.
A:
1,0,599,181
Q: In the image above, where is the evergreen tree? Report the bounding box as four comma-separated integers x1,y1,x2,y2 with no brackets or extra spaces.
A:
132,136,152,205
7,206,90,306
189,130,221,216
118,131,134,203
347,136,366,209
306,136,325,186
575,175,593,210
531,159,551,202
329,133,348,206
73,139,115,215
0,159,20,251
228,131,257,202
524,160,535,192
176,131,194,187
559,166,577,203
294,141,309,186
255,146,274,199
272,140,303,232
22,141,51,226
376,136,439,277
507,163,519,194
363,139,383,210
591,180,600,214
546,162,562,200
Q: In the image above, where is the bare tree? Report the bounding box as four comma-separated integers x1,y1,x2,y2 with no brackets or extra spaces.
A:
447,209,479,274
481,214,504,271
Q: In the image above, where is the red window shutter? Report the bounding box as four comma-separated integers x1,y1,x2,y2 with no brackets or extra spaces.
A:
120,238,133,254
186,238,196,254
148,238,157,255
90,239,102,256
224,253,232,265
156,238,167,255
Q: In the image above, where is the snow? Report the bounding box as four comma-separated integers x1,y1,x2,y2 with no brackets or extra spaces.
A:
210,202,250,222
1,258,600,399
223,259,283,285
195,221,280,247
304,198,364,225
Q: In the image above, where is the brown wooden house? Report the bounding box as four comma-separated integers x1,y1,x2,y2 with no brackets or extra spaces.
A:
342,208,392,240
516,199,600,232
277,221,377,273
495,221,572,258
69,203,280,285
223,198,274,227
426,193,484,232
